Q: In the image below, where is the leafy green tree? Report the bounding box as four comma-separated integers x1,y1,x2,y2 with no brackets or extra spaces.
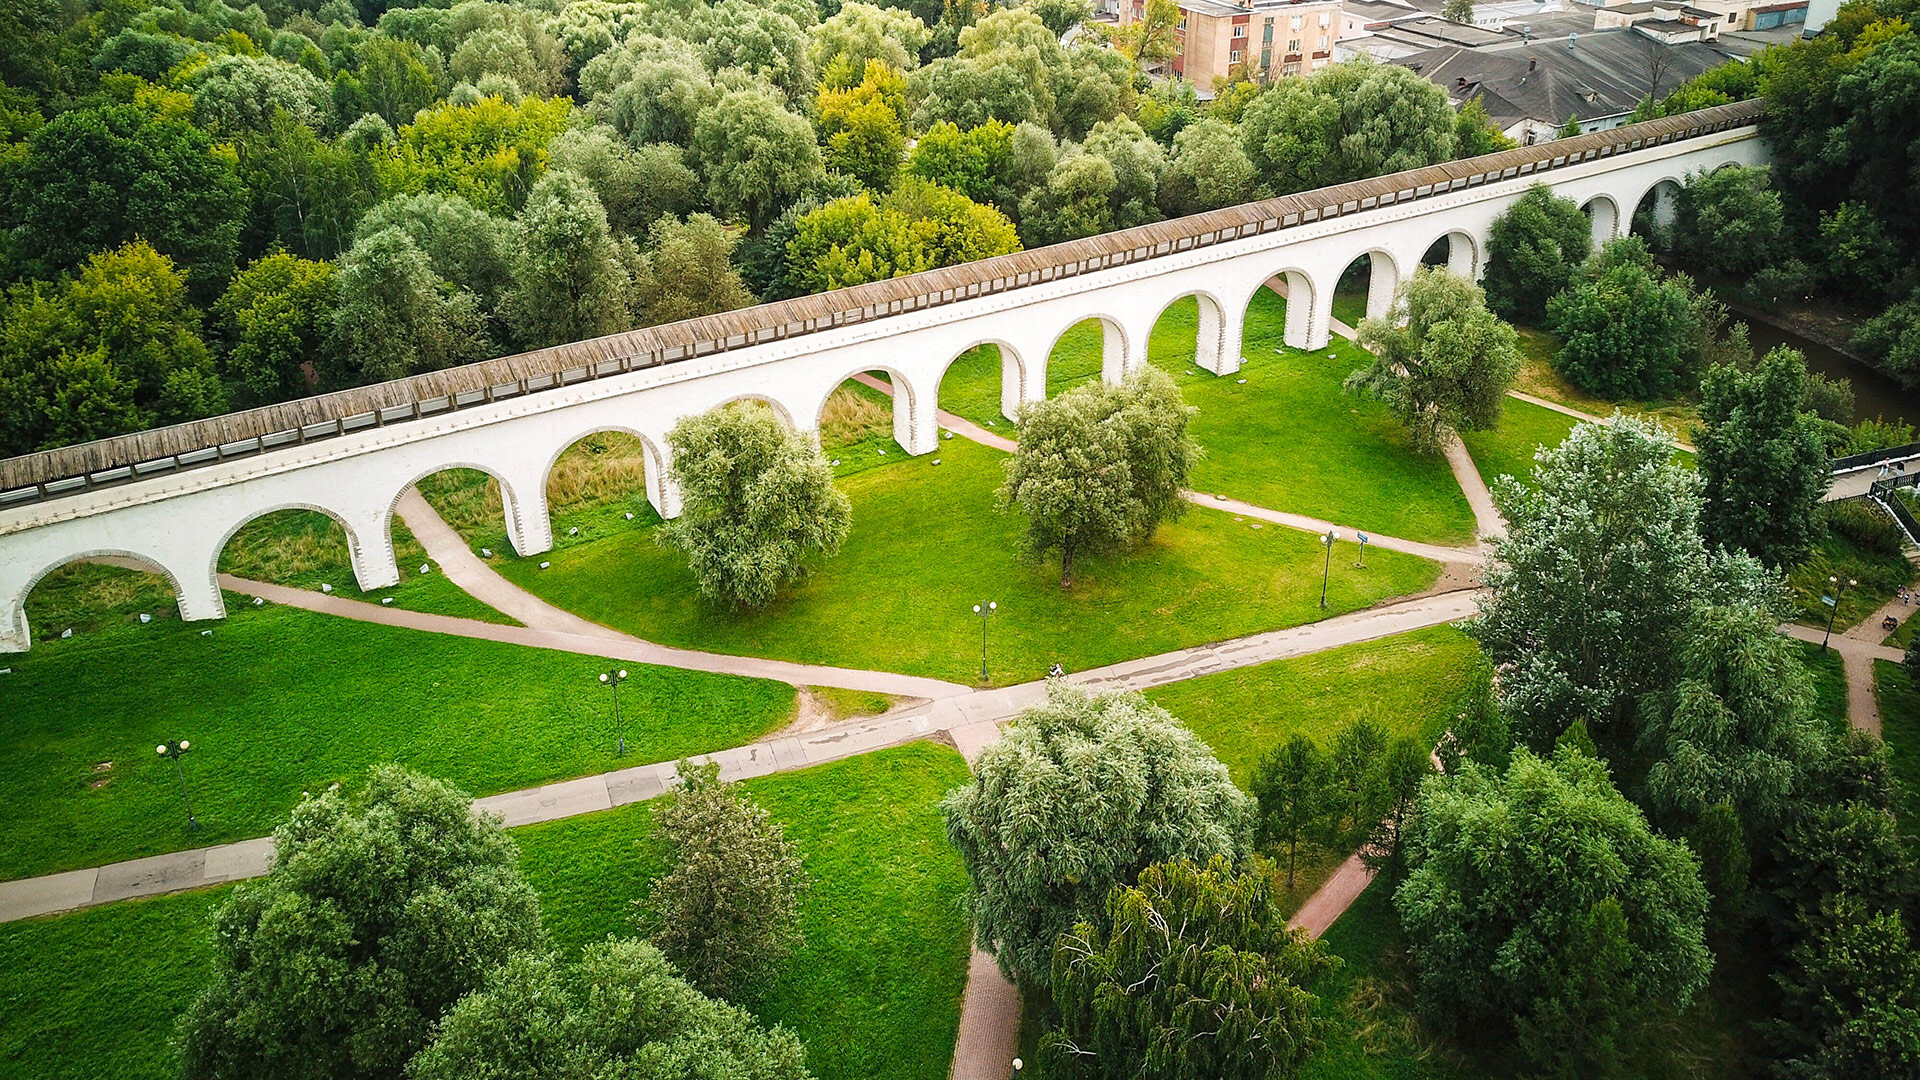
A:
909,53,1043,131
999,368,1198,587
1694,346,1832,567
943,683,1254,989
817,59,908,192
633,213,757,327
1250,734,1333,888
690,87,823,230
1081,116,1164,230
1777,899,1920,1079
1670,164,1784,280
1818,200,1906,305
232,111,375,262
1027,0,1094,36
185,52,332,136
328,34,438,128
449,24,565,98
503,170,634,349
215,252,335,405
1239,59,1455,195
1396,747,1712,1076
330,226,494,383
1637,604,1828,834
1469,417,1774,749
1,101,246,289
1048,856,1336,1079
1442,0,1475,22
176,766,547,1080
1546,240,1699,399
1111,0,1180,70
659,404,851,607
580,38,716,148
1160,117,1258,215
1851,286,1920,390
377,95,574,215
687,1,815,101
356,192,518,310
1016,151,1115,246
809,2,930,80
784,177,1018,292
1481,184,1593,323
549,128,699,236
1365,734,1434,876
410,938,814,1080
906,119,1017,207
1347,266,1521,453
638,761,809,1001
1453,97,1516,157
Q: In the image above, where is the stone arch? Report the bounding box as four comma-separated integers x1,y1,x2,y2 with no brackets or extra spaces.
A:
809,362,924,455
1630,176,1683,236
536,424,674,525
1248,266,1324,352
709,393,803,434
387,460,536,560
1149,290,1237,376
1046,314,1131,391
1581,195,1622,251
9,548,192,652
208,501,378,592
935,337,1033,423
1334,247,1401,326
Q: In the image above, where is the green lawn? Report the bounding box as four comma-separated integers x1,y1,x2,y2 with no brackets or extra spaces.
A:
492,437,1441,685
0,885,229,1080
1145,625,1483,787
1786,526,1915,632
1801,640,1850,729
0,601,794,880
1459,395,1581,492
1046,318,1108,398
1877,659,1920,836
1509,324,1700,433
936,343,1017,432
519,741,973,1080
0,743,970,1080
1156,290,1479,546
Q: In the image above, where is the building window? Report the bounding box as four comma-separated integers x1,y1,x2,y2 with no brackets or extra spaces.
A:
1232,24,1246,37
1263,18,1274,41
1261,47,1271,68
1291,15,1303,28
1230,48,1244,61
1318,33,1328,48
1288,37,1300,51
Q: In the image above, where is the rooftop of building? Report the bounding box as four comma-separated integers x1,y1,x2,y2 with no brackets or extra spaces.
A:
1179,0,1338,13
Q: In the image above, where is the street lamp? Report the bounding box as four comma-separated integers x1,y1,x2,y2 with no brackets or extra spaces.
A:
973,602,997,683
155,739,199,830
598,667,630,755
1821,576,1858,651
1318,528,1340,609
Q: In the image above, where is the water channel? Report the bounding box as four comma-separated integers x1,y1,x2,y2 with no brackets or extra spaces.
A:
1738,318,1914,426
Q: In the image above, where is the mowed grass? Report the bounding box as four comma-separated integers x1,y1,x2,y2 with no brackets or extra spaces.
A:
1877,659,1920,836
1155,290,1478,546
1800,640,1850,729
493,437,1442,685
519,741,973,1080
1146,625,1483,787
1786,524,1915,631
937,343,1017,432
0,601,794,880
1459,395,1582,493
1047,318,1108,398
1510,324,1701,433
0,743,969,1080
0,885,230,1080
415,432,665,561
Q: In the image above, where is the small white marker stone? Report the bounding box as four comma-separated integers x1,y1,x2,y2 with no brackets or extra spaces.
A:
381,597,393,605
539,561,551,569
252,597,265,606
1328,353,1337,359
139,613,152,624
0,668,12,675
986,420,995,426
932,459,942,465
1251,523,1263,529
320,583,333,594
625,512,635,520
877,448,886,455
59,628,73,639
1215,494,1226,501
480,548,493,558
1186,370,1193,375
419,564,430,575
200,630,213,636
831,459,841,466
1237,379,1247,384
568,526,579,536
943,431,953,439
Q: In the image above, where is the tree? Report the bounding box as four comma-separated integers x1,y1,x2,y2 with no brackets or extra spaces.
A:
1160,117,1258,216
408,940,813,1080
1081,116,1164,230
215,252,335,405
1669,164,1784,281
1,101,245,289
907,119,1017,208
503,170,634,349
1468,417,1774,750
687,1,815,102
1851,287,1920,391
809,2,930,81
816,60,909,192
184,52,332,136
1347,266,1521,453
1016,151,1117,246
1481,184,1594,323
1112,0,1179,71
176,766,547,1080
943,683,1254,989
549,129,700,236
659,404,851,607
1047,856,1336,1079
638,761,809,1001
376,95,574,215
1546,239,1699,399
355,192,519,310
1452,97,1516,157
1239,60,1455,195
330,227,494,384
580,39,716,148
328,34,438,128
1250,735,1333,888
1637,604,1828,834
784,178,1019,292
633,213,757,327
998,368,1198,588
1777,900,1920,1079
1395,748,1712,1076
1027,0,1094,36
1442,0,1475,22
1694,346,1832,567
690,87,824,230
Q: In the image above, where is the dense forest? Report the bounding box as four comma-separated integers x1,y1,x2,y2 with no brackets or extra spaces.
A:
0,0,1518,458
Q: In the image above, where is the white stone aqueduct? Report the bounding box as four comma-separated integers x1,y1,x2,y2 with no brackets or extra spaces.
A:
0,102,1769,651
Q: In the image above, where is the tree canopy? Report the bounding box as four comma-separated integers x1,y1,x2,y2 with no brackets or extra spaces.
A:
1347,265,1521,453
1694,346,1832,567
1481,184,1595,323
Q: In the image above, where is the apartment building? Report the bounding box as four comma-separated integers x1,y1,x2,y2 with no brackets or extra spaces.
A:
1121,0,1344,93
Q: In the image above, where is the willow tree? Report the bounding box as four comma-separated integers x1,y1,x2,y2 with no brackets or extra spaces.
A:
1346,266,1521,454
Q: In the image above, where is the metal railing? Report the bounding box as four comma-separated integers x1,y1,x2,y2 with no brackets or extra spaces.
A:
1871,473,1920,546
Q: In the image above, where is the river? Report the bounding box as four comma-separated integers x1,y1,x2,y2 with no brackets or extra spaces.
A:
1738,319,1914,426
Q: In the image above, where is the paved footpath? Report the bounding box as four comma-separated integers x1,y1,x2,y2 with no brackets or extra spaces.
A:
1781,622,1906,734
0,589,1480,924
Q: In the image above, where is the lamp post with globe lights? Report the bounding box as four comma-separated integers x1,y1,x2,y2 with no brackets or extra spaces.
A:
973,602,997,683
1318,528,1340,609
599,667,630,755
156,739,199,829
1821,576,1858,651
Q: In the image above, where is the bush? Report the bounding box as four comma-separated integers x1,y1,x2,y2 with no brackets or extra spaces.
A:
1821,500,1906,560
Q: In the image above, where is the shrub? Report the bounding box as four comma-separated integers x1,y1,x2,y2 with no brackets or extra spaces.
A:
1821,500,1905,560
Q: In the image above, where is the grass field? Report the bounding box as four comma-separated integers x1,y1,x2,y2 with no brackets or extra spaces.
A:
0,601,794,880
1046,318,1108,398
519,741,973,1080
1800,641,1850,728
1145,625,1483,787
936,344,1017,432
1877,659,1920,836
492,437,1441,685
1510,325,1701,433
1156,290,1479,546
1785,525,1915,631
0,743,970,1080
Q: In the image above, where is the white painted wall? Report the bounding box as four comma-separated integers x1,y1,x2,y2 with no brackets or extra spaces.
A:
0,124,1768,651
